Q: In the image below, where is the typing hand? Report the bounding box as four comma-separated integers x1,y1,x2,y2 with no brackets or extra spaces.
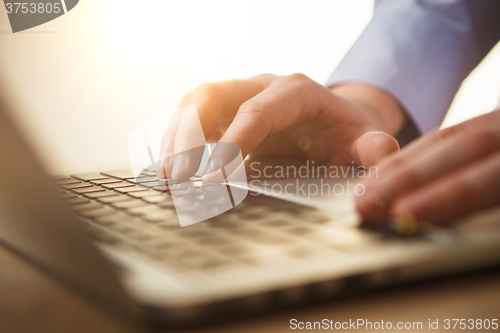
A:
157,74,406,181
356,110,500,231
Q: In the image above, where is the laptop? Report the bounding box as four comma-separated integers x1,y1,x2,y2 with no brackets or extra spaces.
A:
1,80,500,327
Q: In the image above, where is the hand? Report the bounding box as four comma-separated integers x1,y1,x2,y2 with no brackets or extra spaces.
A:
356,110,500,232
157,73,406,181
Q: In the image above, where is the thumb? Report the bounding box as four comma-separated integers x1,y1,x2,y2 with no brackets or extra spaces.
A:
352,131,400,167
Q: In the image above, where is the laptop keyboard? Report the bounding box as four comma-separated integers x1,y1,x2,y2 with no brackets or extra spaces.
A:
55,171,388,272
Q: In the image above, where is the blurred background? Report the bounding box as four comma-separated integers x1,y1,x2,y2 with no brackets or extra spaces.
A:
0,0,499,174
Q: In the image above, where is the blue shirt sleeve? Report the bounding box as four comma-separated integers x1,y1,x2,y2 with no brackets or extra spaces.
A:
326,0,500,134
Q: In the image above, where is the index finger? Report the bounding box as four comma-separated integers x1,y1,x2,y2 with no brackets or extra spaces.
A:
158,76,273,180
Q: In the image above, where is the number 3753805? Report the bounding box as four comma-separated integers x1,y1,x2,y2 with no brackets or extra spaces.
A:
444,319,498,330
5,2,62,14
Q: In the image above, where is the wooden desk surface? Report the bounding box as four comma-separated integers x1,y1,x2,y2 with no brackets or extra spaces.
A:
1,243,499,333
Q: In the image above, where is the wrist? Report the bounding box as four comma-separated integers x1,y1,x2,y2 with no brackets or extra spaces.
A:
330,82,407,136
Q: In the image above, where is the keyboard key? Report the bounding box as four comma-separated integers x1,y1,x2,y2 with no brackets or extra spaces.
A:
284,226,315,236
259,219,293,228
137,181,169,188
71,173,110,181
248,234,292,246
94,214,138,226
143,165,157,172
239,212,265,220
127,190,163,198
61,183,92,190
79,207,118,218
90,178,122,185
286,246,328,259
151,183,190,192
84,191,118,199
101,181,136,189
97,195,133,204
107,222,145,233
142,212,179,223
127,205,165,216
227,228,264,237
143,237,180,249
215,244,253,257
72,187,106,194
101,170,146,179
175,229,212,238
73,202,103,212
180,180,205,187
55,178,82,185
153,183,191,192
67,197,91,206
61,192,78,199
111,200,149,210
114,186,149,194
141,195,173,204
181,255,229,269
139,170,157,177
126,228,164,240
208,220,242,229
153,185,169,192
156,201,176,209
196,236,233,246
243,253,292,267
94,214,139,225
130,177,160,184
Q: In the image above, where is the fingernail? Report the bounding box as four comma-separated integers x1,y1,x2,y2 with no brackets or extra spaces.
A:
202,158,221,181
388,211,419,236
172,154,187,178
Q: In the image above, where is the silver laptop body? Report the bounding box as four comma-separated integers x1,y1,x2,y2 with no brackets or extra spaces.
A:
1,83,500,326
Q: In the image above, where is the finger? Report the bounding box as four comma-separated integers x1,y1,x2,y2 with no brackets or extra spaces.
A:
164,76,273,180
171,104,209,180
156,91,205,179
356,127,500,223
201,74,331,180
352,131,400,167
389,150,500,228
156,108,183,179
374,110,500,179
